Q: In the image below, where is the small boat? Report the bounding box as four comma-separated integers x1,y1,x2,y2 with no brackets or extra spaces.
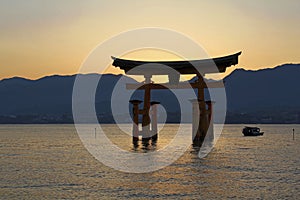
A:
242,126,264,136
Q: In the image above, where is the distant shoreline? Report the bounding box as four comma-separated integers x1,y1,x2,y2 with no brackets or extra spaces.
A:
0,122,299,125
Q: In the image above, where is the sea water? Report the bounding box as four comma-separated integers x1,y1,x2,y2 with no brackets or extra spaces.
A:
0,124,299,199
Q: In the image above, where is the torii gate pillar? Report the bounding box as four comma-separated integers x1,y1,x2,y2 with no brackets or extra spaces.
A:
190,99,215,146
141,75,152,143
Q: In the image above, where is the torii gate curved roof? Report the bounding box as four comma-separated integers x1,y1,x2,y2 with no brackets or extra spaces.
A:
112,51,241,75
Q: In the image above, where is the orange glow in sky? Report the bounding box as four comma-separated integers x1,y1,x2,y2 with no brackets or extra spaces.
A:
0,0,299,80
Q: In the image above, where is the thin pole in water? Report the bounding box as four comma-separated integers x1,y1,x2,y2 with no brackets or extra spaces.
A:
95,128,97,139
293,128,295,140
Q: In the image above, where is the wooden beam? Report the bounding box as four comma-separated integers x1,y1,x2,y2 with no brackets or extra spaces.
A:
126,81,224,90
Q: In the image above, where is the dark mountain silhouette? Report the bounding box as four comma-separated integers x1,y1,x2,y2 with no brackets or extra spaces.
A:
224,64,300,123
225,64,300,111
0,63,299,123
0,73,138,112
0,73,182,123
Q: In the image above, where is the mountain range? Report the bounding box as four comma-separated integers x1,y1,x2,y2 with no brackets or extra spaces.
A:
0,64,299,124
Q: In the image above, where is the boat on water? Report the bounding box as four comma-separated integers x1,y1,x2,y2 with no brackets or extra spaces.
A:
242,127,264,136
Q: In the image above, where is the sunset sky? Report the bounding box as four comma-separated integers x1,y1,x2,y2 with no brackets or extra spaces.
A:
0,0,299,80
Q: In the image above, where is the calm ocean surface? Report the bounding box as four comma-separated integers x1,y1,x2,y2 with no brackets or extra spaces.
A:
1,124,299,199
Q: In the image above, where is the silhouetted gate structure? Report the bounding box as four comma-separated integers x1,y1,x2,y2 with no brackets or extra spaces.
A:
112,52,241,146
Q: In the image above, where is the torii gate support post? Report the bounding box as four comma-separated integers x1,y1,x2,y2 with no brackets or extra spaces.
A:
142,75,152,143
206,101,215,142
190,99,214,146
195,76,209,146
150,101,160,141
190,99,200,143
130,100,142,144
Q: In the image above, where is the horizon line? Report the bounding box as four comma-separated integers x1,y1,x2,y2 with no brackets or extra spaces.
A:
0,62,298,82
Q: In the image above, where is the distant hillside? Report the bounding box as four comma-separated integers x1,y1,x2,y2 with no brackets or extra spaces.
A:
225,64,300,111
0,73,182,123
223,64,300,123
0,64,299,123
0,74,137,123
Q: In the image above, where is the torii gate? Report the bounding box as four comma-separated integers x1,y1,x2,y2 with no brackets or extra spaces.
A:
112,52,241,146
